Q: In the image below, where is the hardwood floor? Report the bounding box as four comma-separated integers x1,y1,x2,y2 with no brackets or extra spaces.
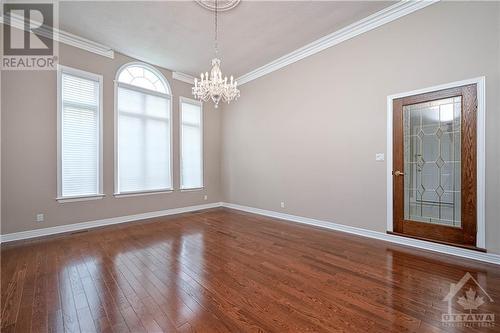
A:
1,208,499,332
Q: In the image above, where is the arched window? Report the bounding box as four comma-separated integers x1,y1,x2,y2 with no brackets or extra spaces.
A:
117,63,170,94
115,63,172,195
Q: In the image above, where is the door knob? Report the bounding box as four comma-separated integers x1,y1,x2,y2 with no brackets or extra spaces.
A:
393,170,404,176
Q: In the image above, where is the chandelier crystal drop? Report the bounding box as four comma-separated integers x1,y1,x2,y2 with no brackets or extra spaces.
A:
192,0,240,108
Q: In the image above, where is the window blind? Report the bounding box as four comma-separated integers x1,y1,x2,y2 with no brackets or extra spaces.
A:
60,70,101,197
117,85,172,193
180,99,203,189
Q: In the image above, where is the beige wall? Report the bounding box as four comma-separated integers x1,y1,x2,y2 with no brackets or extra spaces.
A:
221,2,500,254
2,2,499,255
1,43,222,234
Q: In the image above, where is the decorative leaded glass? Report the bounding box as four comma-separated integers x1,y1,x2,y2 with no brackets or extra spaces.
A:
403,97,461,227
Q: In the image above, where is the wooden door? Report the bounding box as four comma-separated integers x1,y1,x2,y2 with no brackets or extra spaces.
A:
392,84,479,249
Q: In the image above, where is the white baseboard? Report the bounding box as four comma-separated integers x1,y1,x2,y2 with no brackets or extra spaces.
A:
2,201,498,265
0,202,223,243
221,202,500,266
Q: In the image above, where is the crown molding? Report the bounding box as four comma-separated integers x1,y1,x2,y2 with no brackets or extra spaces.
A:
173,71,195,84
237,0,439,85
56,29,114,58
1,13,114,58
2,1,438,80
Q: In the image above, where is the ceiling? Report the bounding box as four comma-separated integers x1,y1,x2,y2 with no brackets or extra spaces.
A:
59,1,395,78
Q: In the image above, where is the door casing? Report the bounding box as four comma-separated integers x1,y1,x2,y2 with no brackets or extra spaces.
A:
386,77,486,249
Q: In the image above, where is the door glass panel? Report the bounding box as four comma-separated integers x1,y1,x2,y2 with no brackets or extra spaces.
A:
403,97,461,227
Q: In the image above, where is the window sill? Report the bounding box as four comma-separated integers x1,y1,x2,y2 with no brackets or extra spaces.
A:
180,187,204,192
114,189,173,198
56,194,105,203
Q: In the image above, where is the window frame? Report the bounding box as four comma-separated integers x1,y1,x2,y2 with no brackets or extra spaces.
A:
179,96,204,191
56,64,104,203
114,62,173,197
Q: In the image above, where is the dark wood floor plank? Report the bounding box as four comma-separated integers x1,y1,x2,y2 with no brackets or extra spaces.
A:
12,246,39,333
1,246,22,303
1,262,27,330
46,242,64,333
57,259,81,332
30,248,49,333
2,208,499,333
76,247,114,333
82,257,129,330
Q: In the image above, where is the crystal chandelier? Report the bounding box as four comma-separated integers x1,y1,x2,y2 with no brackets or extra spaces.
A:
192,0,240,108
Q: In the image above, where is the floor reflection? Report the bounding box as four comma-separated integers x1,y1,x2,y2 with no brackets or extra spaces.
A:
383,247,497,332
2,209,499,333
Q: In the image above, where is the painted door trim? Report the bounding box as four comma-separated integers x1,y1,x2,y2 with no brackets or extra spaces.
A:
386,77,486,248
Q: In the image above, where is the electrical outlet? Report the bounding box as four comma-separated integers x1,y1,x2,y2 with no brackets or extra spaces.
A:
280,202,285,208
36,213,44,222
204,195,208,201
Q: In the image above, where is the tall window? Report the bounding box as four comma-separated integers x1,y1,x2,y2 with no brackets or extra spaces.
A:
57,65,103,201
180,97,203,189
115,63,172,195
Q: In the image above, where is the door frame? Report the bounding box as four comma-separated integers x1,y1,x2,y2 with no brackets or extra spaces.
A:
386,77,486,248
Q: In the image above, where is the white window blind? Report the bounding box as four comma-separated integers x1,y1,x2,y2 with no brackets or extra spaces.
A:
180,98,203,189
58,67,102,199
116,85,172,193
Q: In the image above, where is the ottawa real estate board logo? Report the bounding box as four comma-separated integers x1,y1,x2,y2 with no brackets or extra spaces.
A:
442,272,495,328
2,2,58,70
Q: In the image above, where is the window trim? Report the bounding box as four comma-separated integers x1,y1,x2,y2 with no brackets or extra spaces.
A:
179,96,204,190
115,61,171,95
113,189,173,198
56,64,104,203
114,62,174,196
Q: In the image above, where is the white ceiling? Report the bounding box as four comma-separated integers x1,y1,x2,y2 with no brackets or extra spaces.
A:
59,1,395,77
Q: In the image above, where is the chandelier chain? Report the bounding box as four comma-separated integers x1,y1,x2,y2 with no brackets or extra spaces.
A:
214,0,218,56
